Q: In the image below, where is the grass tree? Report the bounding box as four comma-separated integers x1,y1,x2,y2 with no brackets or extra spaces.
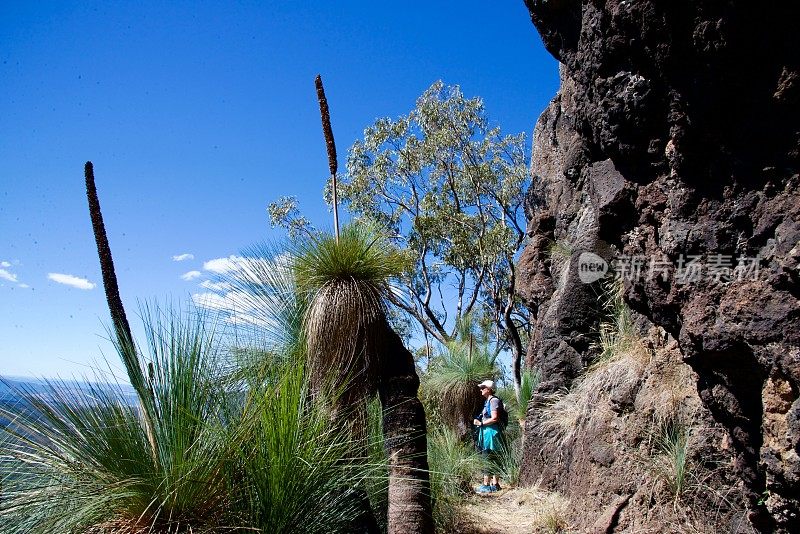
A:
423,317,500,437
292,224,434,534
0,308,385,533
0,311,230,533
0,162,389,532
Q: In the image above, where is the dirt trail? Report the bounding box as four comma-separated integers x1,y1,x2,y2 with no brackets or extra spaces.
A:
455,487,570,534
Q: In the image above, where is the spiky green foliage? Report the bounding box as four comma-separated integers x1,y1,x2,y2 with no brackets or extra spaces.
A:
0,309,229,533
423,332,499,435
293,224,406,290
652,419,692,499
498,367,541,426
493,437,524,487
292,224,406,406
211,247,307,383
364,398,389,530
226,356,385,533
0,307,386,534
594,278,637,365
515,368,541,419
427,427,483,531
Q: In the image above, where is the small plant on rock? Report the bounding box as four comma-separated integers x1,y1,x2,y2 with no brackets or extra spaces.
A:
652,418,692,500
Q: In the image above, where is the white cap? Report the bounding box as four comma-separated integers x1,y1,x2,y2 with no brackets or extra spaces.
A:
477,380,494,391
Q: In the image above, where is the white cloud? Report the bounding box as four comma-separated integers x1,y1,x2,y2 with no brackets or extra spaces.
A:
181,270,202,281
202,255,293,286
203,255,248,274
0,269,18,283
172,253,194,262
48,273,96,290
200,280,231,291
0,261,28,288
192,255,298,331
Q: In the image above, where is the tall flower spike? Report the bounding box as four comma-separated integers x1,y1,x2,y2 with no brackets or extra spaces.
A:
84,161,134,346
84,161,157,459
315,74,340,242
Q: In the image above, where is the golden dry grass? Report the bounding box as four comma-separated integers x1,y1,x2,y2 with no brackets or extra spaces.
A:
457,487,571,534
537,336,651,450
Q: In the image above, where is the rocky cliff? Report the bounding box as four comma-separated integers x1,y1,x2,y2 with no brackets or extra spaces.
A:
518,1,799,532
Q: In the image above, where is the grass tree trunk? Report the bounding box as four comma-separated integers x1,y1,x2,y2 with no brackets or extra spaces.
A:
378,325,434,534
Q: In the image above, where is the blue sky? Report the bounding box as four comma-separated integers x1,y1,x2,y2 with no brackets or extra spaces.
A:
0,1,558,378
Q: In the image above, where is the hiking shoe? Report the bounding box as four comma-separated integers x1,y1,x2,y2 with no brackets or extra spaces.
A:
476,484,493,493
490,483,501,491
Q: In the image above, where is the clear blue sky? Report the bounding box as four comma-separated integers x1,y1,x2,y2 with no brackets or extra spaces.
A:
0,1,558,378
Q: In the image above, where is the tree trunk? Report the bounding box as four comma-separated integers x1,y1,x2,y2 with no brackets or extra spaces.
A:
504,259,524,402
378,325,434,534
505,308,524,402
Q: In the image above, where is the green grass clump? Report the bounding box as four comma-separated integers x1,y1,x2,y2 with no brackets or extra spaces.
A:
593,278,638,365
652,419,692,500
427,427,483,531
0,307,383,534
292,223,407,292
502,367,541,422
493,437,525,487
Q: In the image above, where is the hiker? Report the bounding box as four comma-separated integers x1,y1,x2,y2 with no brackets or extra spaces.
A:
473,379,503,493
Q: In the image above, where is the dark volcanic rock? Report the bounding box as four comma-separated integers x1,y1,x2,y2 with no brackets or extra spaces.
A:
520,1,800,532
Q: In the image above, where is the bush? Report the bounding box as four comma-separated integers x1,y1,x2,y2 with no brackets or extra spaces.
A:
427,427,483,531
0,308,384,533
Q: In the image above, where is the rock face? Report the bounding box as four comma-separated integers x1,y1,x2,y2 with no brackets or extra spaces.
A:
519,1,799,531
524,327,753,532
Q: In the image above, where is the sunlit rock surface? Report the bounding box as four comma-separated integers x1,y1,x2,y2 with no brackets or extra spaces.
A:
519,1,799,531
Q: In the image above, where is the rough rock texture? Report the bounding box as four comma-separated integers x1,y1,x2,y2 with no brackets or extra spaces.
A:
524,326,754,532
519,1,800,532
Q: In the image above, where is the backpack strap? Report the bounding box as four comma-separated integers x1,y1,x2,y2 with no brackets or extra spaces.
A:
487,395,500,414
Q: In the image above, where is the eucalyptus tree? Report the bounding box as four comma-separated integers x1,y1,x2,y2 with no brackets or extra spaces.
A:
270,81,531,395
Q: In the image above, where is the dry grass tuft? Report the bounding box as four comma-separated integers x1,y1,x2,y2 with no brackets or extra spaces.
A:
537,279,652,450
537,343,649,450
637,360,696,426
516,488,571,533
